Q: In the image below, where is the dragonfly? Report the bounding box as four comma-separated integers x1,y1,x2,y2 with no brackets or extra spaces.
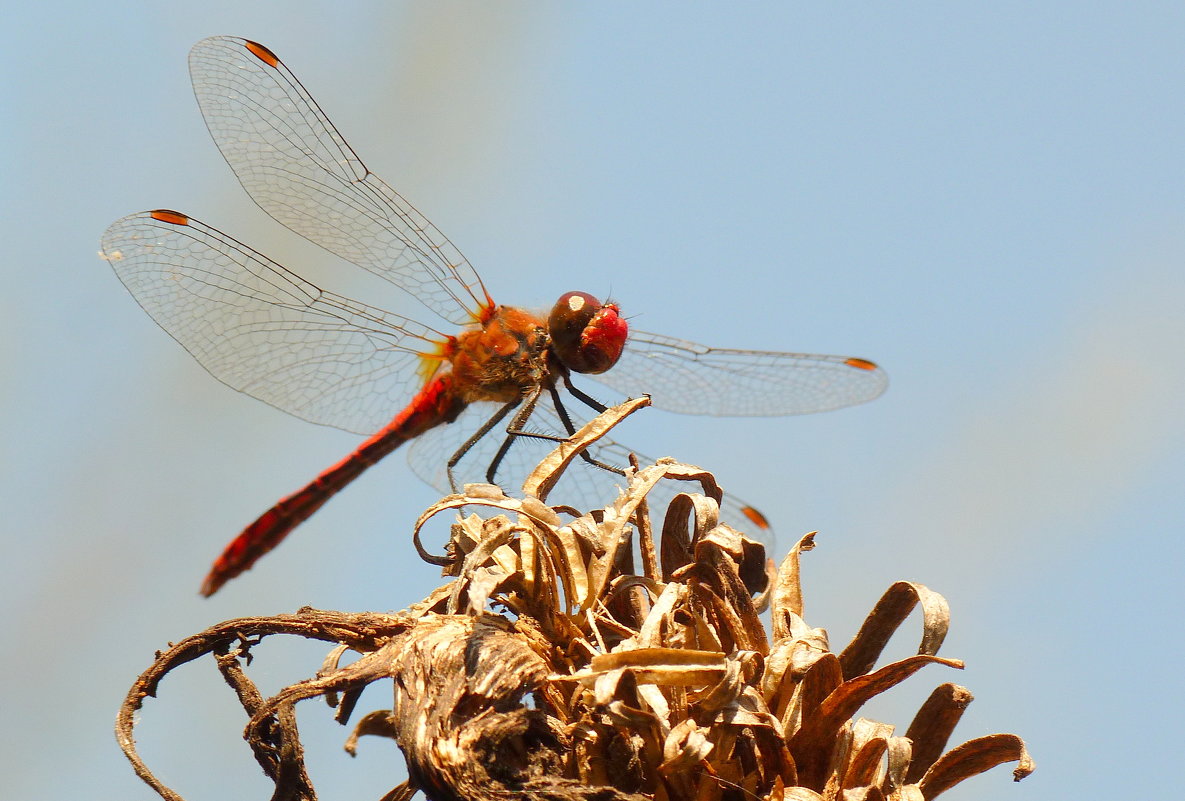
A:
100,37,888,596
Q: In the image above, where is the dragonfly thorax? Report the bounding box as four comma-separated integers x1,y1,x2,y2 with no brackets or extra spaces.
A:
449,305,553,404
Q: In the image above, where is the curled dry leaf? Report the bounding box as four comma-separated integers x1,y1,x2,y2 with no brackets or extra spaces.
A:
837,582,951,681
118,399,1032,801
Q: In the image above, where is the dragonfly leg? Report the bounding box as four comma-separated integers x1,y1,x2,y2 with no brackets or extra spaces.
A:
549,379,625,477
485,385,546,484
560,373,609,414
447,398,519,492
484,376,627,487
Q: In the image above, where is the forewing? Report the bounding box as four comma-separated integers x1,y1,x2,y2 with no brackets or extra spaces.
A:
590,329,888,416
100,211,448,435
188,36,491,326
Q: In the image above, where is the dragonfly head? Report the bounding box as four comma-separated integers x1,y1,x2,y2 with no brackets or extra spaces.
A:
547,291,628,375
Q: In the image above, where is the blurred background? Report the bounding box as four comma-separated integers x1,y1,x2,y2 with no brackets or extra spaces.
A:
3,2,1182,799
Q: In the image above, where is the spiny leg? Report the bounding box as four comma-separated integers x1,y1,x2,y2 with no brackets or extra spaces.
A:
483,375,628,487
446,398,520,492
550,378,625,476
561,373,610,415
485,384,546,484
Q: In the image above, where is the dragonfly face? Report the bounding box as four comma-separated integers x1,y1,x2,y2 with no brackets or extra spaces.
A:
546,292,628,376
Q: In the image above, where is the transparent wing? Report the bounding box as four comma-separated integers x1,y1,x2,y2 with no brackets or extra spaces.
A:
188,36,491,326
100,210,450,435
590,329,888,416
404,389,774,546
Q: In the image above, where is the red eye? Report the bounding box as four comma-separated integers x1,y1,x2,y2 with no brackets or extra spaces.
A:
547,291,628,374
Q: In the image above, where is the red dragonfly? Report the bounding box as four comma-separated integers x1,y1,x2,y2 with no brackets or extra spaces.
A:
100,37,887,596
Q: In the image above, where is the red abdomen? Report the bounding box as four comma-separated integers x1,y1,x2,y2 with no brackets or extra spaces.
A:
200,374,466,595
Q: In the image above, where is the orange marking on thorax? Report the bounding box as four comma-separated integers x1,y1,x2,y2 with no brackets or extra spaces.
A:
475,293,499,324
447,305,551,404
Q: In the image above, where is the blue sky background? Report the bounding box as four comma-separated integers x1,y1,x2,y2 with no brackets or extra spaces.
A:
3,3,1183,799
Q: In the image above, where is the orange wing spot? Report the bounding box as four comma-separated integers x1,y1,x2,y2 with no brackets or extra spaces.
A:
740,505,771,530
150,209,190,226
844,357,879,371
244,40,280,68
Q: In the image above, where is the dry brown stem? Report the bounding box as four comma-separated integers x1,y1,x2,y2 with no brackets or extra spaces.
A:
118,398,1033,801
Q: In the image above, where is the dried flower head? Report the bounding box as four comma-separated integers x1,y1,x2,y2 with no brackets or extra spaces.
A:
118,397,1032,801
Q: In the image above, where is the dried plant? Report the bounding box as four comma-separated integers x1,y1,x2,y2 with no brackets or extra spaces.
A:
118,397,1033,801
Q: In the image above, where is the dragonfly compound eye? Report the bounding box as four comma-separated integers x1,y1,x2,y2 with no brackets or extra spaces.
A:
547,291,628,375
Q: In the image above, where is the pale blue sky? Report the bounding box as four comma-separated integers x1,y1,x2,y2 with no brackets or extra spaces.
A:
3,3,1183,799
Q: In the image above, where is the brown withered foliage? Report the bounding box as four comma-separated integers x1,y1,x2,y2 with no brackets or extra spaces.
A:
118,397,1033,801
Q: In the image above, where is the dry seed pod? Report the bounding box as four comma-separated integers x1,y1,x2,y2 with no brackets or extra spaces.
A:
118,399,1032,801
